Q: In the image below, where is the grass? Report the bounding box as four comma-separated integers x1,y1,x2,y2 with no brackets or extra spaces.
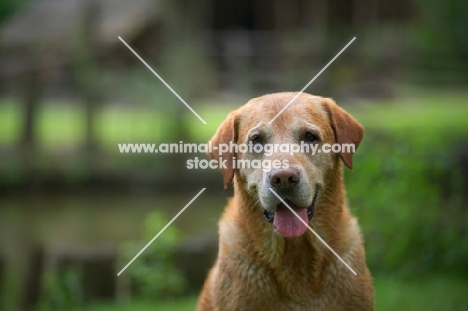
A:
352,95,468,134
0,98,21,144
80,275,468,311
1,92,468,147
81,296,199,311
374,275,468,310
81,296,197,311
0,100,172,147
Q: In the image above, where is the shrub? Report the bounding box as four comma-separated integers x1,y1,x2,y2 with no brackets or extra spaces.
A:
120,211,187,300
347,130,468,277
37,267,84,311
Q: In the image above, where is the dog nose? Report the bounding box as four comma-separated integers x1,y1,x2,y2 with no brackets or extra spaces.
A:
269,168,300,190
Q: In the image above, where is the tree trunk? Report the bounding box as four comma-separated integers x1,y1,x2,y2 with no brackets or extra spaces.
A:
21,66,41,150
73,0,101,155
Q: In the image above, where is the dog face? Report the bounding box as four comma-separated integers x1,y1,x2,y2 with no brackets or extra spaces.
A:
208,93,364,238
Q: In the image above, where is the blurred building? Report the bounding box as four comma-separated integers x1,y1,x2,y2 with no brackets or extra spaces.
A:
0,0,414,101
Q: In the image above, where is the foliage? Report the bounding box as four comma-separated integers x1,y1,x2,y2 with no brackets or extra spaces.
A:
37,267,84,311
80,275,468,311
347,129,468,277
80,296,199,311
415,0,468,53
0,0,31,26
412,0,468,81
373,274,468,310
0,271,20,311
120,211,187,300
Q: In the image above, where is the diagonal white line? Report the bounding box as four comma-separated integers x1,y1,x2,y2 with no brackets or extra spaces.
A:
268,188,357,275
118,36,207,125
117,188,206,276
268,37,356,124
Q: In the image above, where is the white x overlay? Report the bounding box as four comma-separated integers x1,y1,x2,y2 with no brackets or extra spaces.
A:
117,36,357,275
269,37,356,124
269,188,357,275
117,188,206,276
118,36,207,124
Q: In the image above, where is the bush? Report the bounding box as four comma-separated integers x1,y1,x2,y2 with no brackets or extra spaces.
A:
347,130,468,277
37,267,84,311
120,211,187,300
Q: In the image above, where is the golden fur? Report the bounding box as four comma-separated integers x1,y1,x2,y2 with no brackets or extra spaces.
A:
197,93,374,311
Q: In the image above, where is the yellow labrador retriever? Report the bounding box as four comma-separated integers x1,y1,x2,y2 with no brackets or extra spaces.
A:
197,93,374,311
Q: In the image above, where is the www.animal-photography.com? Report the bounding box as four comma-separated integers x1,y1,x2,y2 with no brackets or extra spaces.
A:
0,1,467,310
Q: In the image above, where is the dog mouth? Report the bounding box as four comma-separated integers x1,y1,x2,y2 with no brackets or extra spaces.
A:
263,186,319,238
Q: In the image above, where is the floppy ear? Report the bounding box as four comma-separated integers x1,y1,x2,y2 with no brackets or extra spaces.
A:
208,111,238,188
322,98,364,169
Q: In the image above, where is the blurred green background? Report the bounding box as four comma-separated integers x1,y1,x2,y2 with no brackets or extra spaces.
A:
0,0,467,310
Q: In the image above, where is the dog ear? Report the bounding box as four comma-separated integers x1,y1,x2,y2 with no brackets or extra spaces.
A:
208,111,238,188
322,98,364,169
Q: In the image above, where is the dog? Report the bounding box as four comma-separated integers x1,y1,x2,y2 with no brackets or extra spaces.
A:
197,92,374,311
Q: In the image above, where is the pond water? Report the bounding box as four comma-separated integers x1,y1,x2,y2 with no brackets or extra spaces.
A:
0,190,229,270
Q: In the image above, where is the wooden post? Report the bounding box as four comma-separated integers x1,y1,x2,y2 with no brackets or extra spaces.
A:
20,46,43,155
19,47,44,188
73,0,102,156
158,0,215,186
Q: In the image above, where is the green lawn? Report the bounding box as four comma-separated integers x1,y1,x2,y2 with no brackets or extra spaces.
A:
351,95,468,134
0,100,174,147
1,92,468,147
82,296,199,311
81,275,468,311
374,275,468,310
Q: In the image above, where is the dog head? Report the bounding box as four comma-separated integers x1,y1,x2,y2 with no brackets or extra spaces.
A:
208,93,363,237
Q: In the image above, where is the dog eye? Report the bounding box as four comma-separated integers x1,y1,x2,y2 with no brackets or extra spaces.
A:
304,132,319,143
251,136,263,145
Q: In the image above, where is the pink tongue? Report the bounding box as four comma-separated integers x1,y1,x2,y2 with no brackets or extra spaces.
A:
273,204,308,237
